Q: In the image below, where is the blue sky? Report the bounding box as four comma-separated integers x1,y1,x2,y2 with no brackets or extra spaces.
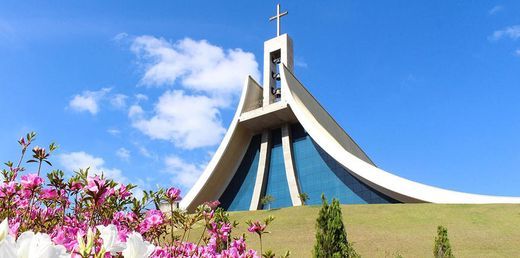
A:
1,1,519,196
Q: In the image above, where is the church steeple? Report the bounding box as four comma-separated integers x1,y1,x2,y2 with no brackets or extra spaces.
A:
269,3,288,37
263,4,294,106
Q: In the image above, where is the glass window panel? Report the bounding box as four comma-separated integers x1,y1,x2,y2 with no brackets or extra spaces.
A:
262,128,293,209
219,135,262,211
291,123,399,205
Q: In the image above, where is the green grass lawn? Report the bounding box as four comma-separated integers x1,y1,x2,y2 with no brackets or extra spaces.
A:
186,204,520,257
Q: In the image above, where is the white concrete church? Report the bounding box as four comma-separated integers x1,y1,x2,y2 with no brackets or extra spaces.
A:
180,5,520,211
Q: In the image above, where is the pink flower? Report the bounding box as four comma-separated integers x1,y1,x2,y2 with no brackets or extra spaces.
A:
85,175,115,205
247,221,266,234
0,182,17,197
166,187,181,202
51,226,80,251
138,221,151,234
9,220,20,236
20,173,44,189
117,227,129,242
126,212,138,223
69,181,83,191
16,197,29,208
139,210,165,234
203,210,215,220
208,222,232,241
18,137,28,148
9,167,19,180
40,188,58,200
86,175,105,193
112,211,126,222
117,184,132,199
145,210,164,227
151,247,169,258
204,200,220,210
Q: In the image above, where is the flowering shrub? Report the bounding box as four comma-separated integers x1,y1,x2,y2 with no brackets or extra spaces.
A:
246,216,273,254
0,133,281,258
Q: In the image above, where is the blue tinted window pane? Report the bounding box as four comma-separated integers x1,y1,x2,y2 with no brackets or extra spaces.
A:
291,123,399,205
262,128,293,209
219,135,261,211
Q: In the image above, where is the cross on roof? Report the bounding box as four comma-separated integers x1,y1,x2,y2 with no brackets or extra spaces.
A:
269,3,288,37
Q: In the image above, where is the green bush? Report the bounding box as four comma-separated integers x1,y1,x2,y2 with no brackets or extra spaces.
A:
313,195,359,258
433,225,454,258
261,195,274,210
298,193,309,205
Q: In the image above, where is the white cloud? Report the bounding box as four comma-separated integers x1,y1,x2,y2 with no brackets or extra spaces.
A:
131,36,260,95
295,56,308,68
110,94,128,109
107,128,121,136
70,88,130,115
116,147,130,161
163,155,205,188
135,93,148,102
131,177,154,200
138,145,153,158
489,5,503,15
131,90,226,149
490,25,520,41
127,36,259,149
69,88,111,115
58,151,127,183
128,104,144,118
113,32,128,42
516,49,520,57
131,143,157,160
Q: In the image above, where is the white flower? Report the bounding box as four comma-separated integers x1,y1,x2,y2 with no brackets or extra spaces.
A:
0,238,17,258
0,218,16,257
77,227,95,256
15,231,33,258
0,218,9,242
96,224,125,255
16,231,68,258
122,232,155,258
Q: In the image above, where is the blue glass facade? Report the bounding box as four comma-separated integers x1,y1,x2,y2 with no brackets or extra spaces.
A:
261,129,293,209
219,124,398,211
291,123,398,205
219,135,261,211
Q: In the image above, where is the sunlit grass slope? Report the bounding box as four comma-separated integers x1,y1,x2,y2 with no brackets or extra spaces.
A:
188,204,520,257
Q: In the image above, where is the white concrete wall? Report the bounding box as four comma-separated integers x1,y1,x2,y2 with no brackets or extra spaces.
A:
180,76,263,211
250,131,271,210
281,124,302,206
263,34,294,106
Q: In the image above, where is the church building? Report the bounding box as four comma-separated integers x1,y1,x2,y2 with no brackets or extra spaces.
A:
180,5,520,211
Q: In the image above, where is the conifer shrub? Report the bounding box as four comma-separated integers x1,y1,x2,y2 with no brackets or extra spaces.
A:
298,192,309,205
433,225,454,258
261,194,274,210
313,194,359,258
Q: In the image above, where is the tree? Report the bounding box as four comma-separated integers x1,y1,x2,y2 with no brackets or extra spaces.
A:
298,193,309,205
434,225,454,258
261,195,274,210
313,194,359,258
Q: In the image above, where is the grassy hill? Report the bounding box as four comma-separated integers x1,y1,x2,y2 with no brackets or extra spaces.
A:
193,204,520,257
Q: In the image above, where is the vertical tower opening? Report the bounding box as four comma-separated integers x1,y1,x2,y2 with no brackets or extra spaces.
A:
262,34,293,107
270,49,282,102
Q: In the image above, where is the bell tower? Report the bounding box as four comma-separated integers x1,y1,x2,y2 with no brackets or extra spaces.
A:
263,4,294,106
